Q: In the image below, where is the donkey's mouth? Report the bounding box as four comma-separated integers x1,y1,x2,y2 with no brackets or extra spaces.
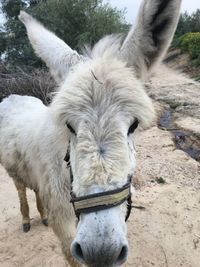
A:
71,238,128,267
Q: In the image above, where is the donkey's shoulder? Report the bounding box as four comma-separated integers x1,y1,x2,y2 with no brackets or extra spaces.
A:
0,94,48,128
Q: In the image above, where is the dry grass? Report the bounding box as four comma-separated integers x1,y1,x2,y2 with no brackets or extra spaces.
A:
0,63,55,105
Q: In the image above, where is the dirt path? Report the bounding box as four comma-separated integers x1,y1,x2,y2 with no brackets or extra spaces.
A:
0,66,200,267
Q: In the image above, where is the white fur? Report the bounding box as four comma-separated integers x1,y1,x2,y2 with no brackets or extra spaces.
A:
0,1,181,266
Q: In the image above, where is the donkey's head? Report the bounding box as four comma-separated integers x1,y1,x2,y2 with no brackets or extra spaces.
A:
19,1,181,266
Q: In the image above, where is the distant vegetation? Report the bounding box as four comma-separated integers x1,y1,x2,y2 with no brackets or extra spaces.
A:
0,0,128,101
0,0,128,68
0,63,54,103
175,10,200,36
177,33,200,66
173,9,200,67
0,2,199,102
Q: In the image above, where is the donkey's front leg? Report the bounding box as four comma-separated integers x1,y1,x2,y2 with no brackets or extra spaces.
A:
14,180,30,232
35,190,48,226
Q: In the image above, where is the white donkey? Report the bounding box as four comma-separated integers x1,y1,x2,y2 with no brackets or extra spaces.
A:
0,0,181,266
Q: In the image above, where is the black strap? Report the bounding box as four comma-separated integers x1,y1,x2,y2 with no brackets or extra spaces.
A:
125,195,133,221
70,182,131,217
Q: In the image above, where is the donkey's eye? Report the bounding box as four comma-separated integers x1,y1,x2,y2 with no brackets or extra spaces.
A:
66,123,76,135
128,119,139,135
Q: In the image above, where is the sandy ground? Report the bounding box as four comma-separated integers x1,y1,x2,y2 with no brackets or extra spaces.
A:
0,66,200,267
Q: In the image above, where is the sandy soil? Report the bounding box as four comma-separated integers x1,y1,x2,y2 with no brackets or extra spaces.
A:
0,66,200,267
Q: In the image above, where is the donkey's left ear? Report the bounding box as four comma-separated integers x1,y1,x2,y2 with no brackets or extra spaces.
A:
19,11,85,84
120,0,182,80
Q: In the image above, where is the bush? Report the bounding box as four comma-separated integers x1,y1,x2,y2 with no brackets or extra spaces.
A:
0,64,55,104
177,32,200,65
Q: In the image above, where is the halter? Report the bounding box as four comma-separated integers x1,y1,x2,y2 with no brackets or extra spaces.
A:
64,149,133,221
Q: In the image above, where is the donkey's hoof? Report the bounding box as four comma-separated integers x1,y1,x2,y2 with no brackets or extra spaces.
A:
42,218,48,227
23,223,31,232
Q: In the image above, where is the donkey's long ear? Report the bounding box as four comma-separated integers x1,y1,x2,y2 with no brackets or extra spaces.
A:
19,11,84,83
120,0,181,80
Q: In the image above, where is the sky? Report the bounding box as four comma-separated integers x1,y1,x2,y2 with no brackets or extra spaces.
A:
105,0,200,23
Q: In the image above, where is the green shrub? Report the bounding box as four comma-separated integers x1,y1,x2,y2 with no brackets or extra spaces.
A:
177,32,200,65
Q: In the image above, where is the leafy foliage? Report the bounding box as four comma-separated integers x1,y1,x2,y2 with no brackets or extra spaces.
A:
175,32,200,66
176,9,200,36
0,0,127,68
0,0,41,66
172,9,200,66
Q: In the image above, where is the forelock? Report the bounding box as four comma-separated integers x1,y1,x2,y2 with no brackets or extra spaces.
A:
51,54,155,130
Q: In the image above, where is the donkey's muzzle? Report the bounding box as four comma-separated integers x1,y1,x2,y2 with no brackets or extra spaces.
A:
71,240,128,266
71,194,129,266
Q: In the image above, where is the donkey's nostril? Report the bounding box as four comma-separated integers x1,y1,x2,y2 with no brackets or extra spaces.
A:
75,243,83,259
71,241,85,264
116,245,128,266
71,240,128,266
